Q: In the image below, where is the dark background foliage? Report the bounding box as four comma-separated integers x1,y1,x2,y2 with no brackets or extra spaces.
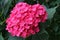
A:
0,0,60,40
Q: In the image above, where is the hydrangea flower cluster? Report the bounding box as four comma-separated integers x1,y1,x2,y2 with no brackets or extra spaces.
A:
6,2,47,38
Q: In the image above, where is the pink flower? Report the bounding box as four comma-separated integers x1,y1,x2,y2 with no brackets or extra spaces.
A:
6,2,47,38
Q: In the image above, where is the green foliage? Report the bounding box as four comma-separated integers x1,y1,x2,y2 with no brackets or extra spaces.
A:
46,6,58,19
8,36,24,40
0,33,4,40
0,0,60,40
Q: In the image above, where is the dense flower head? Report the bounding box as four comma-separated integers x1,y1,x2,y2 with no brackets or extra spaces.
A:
6,2,47,38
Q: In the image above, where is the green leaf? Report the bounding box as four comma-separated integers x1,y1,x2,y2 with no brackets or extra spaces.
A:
32,34,40,40
1,0,12,16
40,20,50,28
25,36,32,40
56,0,60,4
0,0,9,7
38,29,49,40
24,0,37,5
17,0,24,2
14,0,24,3
38,0,45,4
32,28,49,40
47,6,58,19
53,25,59,32
0,0,4,9
0,33,4,40
0,19,6,25
8,35,24,40
38,33,49,40
4,0,9,5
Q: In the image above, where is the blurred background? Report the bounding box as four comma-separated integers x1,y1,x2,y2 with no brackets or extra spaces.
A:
0,0,60,40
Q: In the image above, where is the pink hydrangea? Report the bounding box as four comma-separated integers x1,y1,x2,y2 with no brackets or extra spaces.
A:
6,2,47,38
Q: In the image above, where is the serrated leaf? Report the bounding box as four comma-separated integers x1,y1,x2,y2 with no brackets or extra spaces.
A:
47,6,58,19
